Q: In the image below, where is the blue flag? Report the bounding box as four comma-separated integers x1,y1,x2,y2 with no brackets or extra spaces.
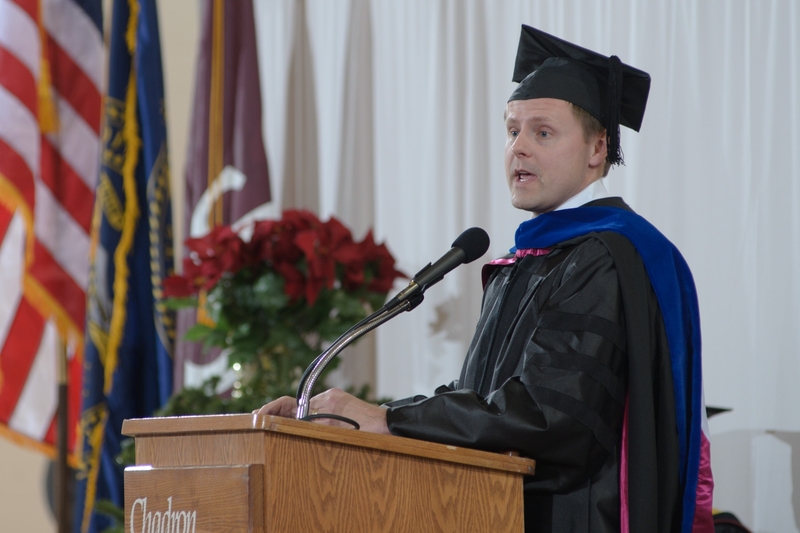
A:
74,0,174,531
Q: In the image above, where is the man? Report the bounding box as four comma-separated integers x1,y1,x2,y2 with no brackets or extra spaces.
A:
258,25,714,532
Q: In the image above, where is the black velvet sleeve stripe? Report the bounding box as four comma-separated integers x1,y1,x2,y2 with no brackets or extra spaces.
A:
537,311,626,351
527,351,626,405
532,385,619,454
381,394,429,408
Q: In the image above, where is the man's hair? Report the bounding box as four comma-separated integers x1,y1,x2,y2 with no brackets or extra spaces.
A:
570,104,612,177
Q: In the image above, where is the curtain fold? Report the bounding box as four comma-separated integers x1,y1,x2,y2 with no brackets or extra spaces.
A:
280,0,320,212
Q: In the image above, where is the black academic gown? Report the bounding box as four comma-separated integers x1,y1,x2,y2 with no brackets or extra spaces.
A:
385,198,680,533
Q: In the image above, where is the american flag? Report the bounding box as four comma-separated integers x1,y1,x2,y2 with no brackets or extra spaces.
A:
0,0,103,454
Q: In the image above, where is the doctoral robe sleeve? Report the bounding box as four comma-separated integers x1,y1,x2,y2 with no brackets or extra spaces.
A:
385,238,628,492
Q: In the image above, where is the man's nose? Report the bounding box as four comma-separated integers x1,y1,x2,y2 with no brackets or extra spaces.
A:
510,133,531,158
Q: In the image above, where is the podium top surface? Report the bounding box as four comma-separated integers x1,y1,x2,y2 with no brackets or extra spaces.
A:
123,413,535,476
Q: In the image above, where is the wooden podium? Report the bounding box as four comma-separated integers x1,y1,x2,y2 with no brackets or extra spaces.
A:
122,414,535,532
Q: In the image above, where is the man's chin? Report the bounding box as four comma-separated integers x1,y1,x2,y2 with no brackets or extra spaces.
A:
510,197,544,214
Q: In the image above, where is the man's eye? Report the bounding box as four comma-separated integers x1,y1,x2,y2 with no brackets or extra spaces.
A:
539,131,550,138
509,130,519,138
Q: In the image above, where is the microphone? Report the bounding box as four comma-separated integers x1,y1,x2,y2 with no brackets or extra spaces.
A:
295,227,490,419
385,227,490,309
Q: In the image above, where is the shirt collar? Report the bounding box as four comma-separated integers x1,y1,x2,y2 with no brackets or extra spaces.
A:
531,179,610,218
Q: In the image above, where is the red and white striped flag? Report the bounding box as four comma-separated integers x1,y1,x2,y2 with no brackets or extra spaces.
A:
0,0,103,455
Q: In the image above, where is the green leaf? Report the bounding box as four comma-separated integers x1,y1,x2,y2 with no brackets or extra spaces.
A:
95,498,125,532
331,290,365,318
115,437,136,467
252,271,290,311
162,296,199,310
184,323,214,341
202,328,229,350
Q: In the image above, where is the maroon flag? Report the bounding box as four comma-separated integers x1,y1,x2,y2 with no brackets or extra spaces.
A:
175,0,271,390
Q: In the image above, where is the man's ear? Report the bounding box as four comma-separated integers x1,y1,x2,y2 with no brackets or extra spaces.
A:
588,132,608,170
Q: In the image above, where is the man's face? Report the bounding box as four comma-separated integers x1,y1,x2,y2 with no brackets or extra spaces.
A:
504,98,604,215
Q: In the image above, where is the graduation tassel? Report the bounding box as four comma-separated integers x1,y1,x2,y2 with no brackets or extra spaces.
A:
607,55,624,166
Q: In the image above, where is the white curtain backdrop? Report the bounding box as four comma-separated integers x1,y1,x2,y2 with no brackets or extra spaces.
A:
248,1,800,527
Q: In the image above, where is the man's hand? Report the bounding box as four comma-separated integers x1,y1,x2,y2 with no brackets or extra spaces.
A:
255,388,390,435
255,395,298,418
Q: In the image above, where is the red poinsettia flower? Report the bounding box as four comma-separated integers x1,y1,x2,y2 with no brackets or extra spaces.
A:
273,261,306,302
162,274,197,298
330,221,371,290
294,217,356,304
249,209,323,266
164,210,405,310
162,210,409,408
247,219,278,264
358,231,406,293
183,225,247,290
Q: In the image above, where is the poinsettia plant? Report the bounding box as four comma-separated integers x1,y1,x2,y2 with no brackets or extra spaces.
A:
162,209,405,412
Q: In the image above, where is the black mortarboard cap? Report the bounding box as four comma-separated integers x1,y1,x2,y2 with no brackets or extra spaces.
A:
509,25,651,166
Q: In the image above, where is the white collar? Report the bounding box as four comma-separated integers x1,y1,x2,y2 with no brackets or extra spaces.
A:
553,179,610,213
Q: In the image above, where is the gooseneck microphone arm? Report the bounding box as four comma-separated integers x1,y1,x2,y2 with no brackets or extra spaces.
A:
294,227,490,421
295,293,424,420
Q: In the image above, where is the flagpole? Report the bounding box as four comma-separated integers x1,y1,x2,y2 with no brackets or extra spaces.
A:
56,338,70,533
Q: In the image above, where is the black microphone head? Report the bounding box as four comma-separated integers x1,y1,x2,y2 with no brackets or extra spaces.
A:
452,227,490,264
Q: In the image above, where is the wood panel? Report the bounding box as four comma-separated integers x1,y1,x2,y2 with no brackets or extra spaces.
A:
134,431,265,467
125,464,264,533
262,433,524,533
